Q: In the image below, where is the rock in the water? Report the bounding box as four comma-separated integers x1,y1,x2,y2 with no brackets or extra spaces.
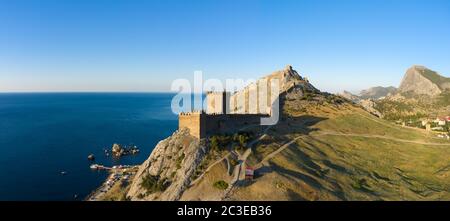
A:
112,143,124,157
87,154,95,161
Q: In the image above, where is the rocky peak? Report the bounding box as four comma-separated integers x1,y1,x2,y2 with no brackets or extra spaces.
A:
397,65,449,96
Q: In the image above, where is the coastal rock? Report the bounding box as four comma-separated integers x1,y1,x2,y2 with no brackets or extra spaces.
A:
127,128,208,201
112,143,124,157
87,154,95,161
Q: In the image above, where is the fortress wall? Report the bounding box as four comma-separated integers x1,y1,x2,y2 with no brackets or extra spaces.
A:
203,114,269,137
180,113,269,139
204,114,228,135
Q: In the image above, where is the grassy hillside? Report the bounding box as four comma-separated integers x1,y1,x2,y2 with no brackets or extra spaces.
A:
241,103,449,200
183,92,450,201
373,90,450,121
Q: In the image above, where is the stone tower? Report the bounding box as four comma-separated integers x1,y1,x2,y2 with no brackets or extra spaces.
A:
206,91,230,114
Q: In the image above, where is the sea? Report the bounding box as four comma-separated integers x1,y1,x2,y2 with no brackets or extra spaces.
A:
0,93,182,201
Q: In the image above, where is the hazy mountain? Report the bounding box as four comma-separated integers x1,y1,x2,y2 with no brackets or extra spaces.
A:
337,90,360,102
336,91,383,117
359,86,396,99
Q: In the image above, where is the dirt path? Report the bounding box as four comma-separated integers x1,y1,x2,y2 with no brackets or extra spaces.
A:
190,126,273,188
221,126,273,199
254,136,304,169
252,130,450,171
189,152,231,186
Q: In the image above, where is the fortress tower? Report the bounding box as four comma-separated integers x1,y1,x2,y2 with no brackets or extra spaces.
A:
178,111,206,139
179,65,300,139
206,91,230,114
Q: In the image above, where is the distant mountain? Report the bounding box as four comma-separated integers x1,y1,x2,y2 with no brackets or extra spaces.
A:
372,65,450,120
398,65,450,96
337,90,383,117
337,86,397,102
338,65,450,120
337,90,360,102
359,86,396,99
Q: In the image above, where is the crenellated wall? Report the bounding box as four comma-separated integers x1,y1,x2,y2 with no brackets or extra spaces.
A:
179,111,269,139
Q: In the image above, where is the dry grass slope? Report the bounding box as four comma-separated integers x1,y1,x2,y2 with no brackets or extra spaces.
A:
183,92,450,201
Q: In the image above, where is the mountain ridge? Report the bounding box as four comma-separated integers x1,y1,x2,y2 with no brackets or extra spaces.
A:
116,65,450,201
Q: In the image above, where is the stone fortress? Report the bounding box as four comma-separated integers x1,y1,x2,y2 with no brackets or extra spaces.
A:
179,65,308,138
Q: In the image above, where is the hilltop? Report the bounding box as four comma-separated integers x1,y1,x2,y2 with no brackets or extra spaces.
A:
100,66,450,201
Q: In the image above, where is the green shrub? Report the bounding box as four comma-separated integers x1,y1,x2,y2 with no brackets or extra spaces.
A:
210,136,220,151
210,134,232,151
176,153,185,169
232,131,252,147
213,180,229,190
140,174,170,194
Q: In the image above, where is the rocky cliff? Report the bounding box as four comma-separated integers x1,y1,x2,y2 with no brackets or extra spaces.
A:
398,65,450,96
127,129,208,200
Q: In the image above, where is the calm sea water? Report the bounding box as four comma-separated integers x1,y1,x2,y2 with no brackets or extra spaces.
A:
0,93,179,201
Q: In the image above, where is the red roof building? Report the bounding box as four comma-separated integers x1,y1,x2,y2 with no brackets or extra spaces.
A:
245,167,254,180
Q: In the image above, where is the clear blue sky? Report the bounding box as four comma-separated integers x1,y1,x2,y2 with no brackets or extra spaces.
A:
1,0,449,93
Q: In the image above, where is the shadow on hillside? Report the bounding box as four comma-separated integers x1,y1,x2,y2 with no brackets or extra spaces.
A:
241,115,328,151
276,115,328,135
248,115,358,200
